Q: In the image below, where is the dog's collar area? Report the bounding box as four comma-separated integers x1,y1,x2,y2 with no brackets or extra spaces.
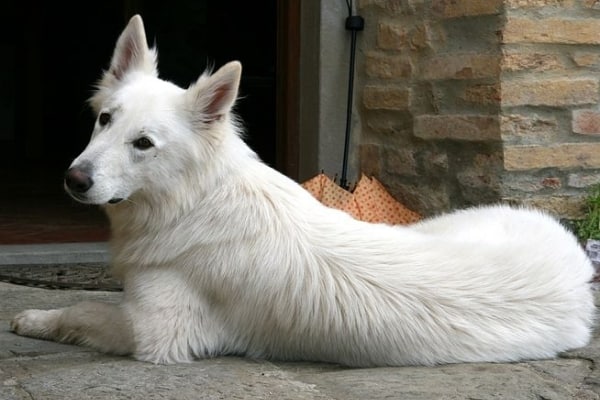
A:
108,198,124,204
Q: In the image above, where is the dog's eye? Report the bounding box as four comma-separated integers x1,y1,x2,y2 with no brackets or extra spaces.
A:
98,112,111,126
133,137,154,150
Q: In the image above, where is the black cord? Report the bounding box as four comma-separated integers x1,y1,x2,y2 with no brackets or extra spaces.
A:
340,0,364,190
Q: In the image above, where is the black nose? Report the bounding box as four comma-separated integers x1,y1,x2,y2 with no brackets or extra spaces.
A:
65,165,94,193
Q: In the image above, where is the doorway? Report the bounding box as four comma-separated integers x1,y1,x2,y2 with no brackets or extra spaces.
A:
0,1,285,244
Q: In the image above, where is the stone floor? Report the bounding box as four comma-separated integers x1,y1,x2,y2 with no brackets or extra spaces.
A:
1,282,599,400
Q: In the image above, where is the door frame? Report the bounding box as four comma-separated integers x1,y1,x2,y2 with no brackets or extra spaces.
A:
276,0,301,180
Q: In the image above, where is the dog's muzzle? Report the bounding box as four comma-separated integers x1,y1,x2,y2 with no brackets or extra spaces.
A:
64,164,94,195
64,163,124,205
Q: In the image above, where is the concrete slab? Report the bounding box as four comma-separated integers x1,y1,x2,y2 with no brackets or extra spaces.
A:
0,243,109,265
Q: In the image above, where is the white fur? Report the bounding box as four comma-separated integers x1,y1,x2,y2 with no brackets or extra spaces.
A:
11,15,595,367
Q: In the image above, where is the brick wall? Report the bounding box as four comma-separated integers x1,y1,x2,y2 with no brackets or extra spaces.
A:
357,0,600,220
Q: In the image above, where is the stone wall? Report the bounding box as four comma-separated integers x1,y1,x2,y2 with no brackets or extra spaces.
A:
356,0,600,220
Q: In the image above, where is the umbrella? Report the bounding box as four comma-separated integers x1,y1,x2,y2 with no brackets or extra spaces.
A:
301,173,421,225
301,1,421,226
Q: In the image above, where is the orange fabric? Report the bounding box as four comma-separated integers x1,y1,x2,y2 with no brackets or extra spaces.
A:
301,173,421,225
321,177,361,219
300,173,328,200
353,175,421,225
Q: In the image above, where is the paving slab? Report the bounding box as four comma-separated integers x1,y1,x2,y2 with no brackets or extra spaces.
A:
0,243,109,266
1,282,599,399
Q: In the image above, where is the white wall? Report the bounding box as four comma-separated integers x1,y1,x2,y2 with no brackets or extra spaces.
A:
298,0,360,185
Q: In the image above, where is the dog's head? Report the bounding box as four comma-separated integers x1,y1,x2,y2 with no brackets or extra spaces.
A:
64,15,242,205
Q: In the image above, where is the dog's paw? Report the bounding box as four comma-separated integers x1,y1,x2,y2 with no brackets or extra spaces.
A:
10,309,60,339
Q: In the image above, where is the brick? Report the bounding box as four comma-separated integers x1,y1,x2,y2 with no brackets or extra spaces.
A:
503,18,600,44
385,180,452,214
501,51,564,72
458,172,502,203
363,86,411,110
541,177,561,189
431,0,503,18
500,114,558,140
504,175,561,192
501,78,599,107
573,109,600,135
377,22,432,51
457,153,503,199
473,152,503,169
506,0,575,7
409,23,432,50
504,143,600,170
462,84,500,105
364,111,412,136
503,196,585,219
365,53,412,79
383,148,418,176
503,174,546,192
422,150,449,172
568,172,600,188
421,54,501,80
359,144,381,177
572,52,600,68
377,22,408,50
358,0,425,14
584,0,600,9
358,0,403,13
414,115,501,141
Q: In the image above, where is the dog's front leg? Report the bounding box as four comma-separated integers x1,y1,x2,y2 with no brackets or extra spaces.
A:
11,301,134,355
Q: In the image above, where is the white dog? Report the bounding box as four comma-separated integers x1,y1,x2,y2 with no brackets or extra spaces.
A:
11,15,595,367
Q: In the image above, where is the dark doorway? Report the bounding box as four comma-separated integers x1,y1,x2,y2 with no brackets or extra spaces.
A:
0,1,279,244
136,1,278,166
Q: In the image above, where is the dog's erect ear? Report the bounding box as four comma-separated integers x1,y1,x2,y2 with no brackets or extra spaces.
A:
186,61,242,123
89,15,157,113
109,14,157,80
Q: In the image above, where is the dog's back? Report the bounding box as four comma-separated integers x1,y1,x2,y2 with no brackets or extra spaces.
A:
199,168,597,366
107,155,595,366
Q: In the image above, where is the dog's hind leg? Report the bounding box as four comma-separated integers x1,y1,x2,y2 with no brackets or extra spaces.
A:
11,301,134,355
